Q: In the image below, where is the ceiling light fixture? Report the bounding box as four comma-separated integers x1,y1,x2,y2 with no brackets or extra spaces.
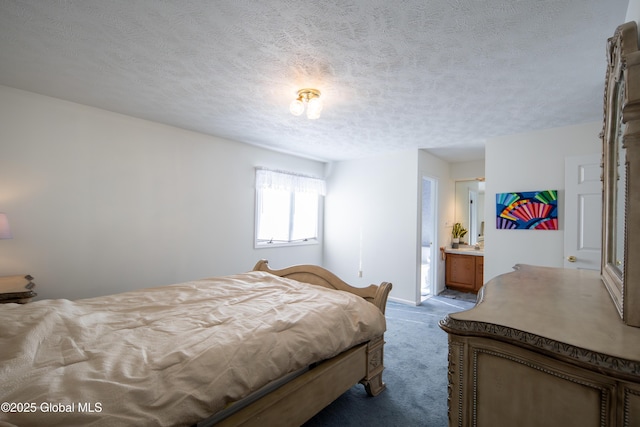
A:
290,88,322,119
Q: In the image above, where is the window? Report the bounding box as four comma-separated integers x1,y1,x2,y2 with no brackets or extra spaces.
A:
255,168,325,247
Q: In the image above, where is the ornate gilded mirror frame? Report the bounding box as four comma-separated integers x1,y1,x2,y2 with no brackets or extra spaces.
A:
601,22,640,327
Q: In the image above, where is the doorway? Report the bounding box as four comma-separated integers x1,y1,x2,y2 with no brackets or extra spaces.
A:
420,176,437,302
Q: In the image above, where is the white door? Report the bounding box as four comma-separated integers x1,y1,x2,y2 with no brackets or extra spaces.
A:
564,154,602,270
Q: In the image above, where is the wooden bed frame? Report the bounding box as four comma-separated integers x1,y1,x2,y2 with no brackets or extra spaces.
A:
207,260,392,427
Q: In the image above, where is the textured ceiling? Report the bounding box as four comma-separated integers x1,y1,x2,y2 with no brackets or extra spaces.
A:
0,0,630,162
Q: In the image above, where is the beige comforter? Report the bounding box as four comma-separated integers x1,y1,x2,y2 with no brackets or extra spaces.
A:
0,271,386,426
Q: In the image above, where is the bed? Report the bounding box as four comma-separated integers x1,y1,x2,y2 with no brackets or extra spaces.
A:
0,260,392,426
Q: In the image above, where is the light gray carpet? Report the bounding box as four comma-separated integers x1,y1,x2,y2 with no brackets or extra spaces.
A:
437,288,478,303
304,296,475,427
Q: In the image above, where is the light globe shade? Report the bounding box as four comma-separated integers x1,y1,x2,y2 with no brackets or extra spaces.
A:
289,99,304,116
0,213,12,239
306,97,323,119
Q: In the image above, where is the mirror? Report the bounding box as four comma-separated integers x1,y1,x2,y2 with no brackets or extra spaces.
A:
614,115,626,277
454,179,485,246
604,77,626,292
601,21,640,327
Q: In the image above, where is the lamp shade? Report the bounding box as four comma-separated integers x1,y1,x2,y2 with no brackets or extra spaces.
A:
289,99,304,116
0,213,12,239
306,97,323,119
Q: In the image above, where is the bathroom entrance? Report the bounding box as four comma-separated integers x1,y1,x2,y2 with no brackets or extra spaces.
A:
421,176,437,302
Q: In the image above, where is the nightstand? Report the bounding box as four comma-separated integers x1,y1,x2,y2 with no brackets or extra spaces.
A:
0,275,37,303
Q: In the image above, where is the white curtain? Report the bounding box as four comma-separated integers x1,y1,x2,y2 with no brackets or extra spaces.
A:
255,168,326,196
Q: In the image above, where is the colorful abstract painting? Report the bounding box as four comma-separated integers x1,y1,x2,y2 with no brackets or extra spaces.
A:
496,190,558,230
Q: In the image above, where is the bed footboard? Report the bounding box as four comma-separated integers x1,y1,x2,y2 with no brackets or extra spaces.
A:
253,260,392,397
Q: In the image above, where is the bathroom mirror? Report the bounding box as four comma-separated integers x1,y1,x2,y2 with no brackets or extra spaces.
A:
454,179,485,246
601,21,640,327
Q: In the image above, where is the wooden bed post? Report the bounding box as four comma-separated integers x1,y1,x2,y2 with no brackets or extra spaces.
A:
361,281,391,396
360,335,386,396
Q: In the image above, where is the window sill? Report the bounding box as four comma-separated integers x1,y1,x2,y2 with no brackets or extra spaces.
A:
255,239,319,249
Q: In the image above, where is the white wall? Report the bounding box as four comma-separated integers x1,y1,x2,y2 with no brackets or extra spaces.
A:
323,149,452,305
450,159,485,181
2,83,607,302
0,85,325,300
628,0,640,24
323,150,420,304
484,122,601,282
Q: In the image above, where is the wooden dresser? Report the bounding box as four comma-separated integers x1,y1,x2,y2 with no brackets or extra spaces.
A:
439,264,640,427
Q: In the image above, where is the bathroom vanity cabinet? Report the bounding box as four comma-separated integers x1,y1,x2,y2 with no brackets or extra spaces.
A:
445,251,484,293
